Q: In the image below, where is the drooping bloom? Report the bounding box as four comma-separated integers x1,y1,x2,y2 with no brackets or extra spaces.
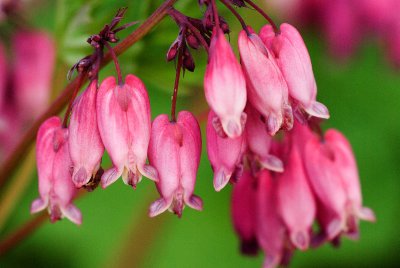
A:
148,111,203,217
204,29,247,138
12,31,55,121
245,104,283,172
206,109,245,191
238,29,291,135
304,129,375,240
69,80,104,188
96,75,157,188
31,117,82,225
231,170,259,255
260,23,329,119
256,170,288,268
276,138,316,250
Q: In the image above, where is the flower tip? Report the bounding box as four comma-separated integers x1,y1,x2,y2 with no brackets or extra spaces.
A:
61,204,82,225
213,169,231,192
186,195,203,211
305,101,330,119
327,218,343,240
101,168,121,189
141,164,159,182
72,167,88,188
290,231,309,251
149,198,169,218
359,207,376,222
259,155,284,173
30,198,47,214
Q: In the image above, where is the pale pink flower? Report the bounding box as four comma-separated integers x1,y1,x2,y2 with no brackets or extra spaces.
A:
260,23,329,119
245,104,283,172
206,109,245,191
204,29,247,138
256,170,287,268
69,80,104,188
148,111,203,217
231,170,258,255
31,116,82,225
238,29,291,135
12,31,55,121
96,75,157,188
276,139,316,250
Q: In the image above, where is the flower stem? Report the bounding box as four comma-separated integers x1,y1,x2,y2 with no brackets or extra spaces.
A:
104,42,123,85
170,46,183,122
243,0,279,33
0,0,179,189
219,0,250,35
211,0,221,32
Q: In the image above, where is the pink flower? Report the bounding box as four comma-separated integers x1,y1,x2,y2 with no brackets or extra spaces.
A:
148,111,203,217
231,170,258,255
204,29,247,138
69,80,104,188
256,170,287,268
206,110,245,191
304,129,375,240
276,138,316,250
12,31,55,121
238,29,291,135
245,104,283,172
31,116,82,225
260,23,329,120
96,75,157,188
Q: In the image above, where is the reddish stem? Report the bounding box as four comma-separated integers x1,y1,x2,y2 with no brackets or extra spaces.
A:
62,73,86,128
104,41,123,85
244,0,279,33
170,46,184,122
211,0,221,32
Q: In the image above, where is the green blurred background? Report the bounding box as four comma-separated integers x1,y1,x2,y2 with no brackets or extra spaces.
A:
1,0,399,267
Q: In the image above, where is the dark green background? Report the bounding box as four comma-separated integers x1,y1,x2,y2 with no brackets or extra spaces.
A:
1,0,398,267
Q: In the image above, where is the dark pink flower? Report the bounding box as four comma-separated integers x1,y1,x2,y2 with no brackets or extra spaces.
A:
148,111,203,217
0,42,6,111
204,29,247,138
12,31,55,121
260,23,329,119
69,80,104,188
96,75,157,188
31,117,81,225
206,110,245,191
231,170,258,255
238,29,291,135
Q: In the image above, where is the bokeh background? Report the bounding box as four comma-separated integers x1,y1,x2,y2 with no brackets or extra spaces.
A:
0,0,399,267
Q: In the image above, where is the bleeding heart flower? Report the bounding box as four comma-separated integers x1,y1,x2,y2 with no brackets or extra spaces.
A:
148,111,203,217
31,116,82,225
96,74,157,189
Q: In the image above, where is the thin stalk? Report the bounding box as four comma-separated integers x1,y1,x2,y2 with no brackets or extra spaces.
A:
211,0,221,31
219,0,250,35
244,0,279,33
0,0,179,189
61,73,86,128
104,41,123,85
170,47,184,122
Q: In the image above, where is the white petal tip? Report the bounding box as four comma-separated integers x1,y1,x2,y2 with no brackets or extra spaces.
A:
149,198,170,217
305,101,330,119
290,231,309,251
213,169,231,192
141,164,159,182
359,207,376,222
260,155,284,172
186,195,203,211
101,168,121,189
61,204,82,225
30,198,47,214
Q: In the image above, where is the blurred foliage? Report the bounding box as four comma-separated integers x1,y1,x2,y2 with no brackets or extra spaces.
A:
1,0,400,267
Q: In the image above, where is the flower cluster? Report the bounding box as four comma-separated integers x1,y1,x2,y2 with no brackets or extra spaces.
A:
25,2,374,266
0,31,55,161
269,0,400,67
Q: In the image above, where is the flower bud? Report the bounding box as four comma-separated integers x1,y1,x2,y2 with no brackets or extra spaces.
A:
12,31,55,121
148,111,203,217
69,80,104,188
206,110,245,191
260,23,329,119
31,117,82,225
96,75,157,188
238,30,290,135
204,29,247,138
